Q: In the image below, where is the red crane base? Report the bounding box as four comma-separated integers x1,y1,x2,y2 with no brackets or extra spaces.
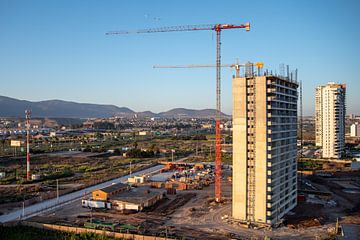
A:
26,153,30,181
215,119,222,202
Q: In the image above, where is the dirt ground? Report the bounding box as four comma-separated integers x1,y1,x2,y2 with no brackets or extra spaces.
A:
281,170,360,239
29,169,360,240
0,153,160,215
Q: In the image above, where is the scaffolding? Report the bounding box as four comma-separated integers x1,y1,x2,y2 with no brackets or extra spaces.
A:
247,77,256,223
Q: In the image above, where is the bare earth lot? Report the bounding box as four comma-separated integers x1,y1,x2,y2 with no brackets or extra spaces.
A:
27,169,360,239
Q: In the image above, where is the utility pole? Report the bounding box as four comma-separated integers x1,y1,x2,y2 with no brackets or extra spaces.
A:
22,201,25,218
129,161,132,178
90,206,93,223
56,179,59,203
25,110,31,181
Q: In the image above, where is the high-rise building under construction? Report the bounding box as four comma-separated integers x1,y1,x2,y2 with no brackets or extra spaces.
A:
232,72,298,225
315,82,346,158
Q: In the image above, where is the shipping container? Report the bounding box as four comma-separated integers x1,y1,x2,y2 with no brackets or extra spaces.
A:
82,199,111,209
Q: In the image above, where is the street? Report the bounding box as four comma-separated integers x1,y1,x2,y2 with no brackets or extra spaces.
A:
0,155,191,223
0,164,163,223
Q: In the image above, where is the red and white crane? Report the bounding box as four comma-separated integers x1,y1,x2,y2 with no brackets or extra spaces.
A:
107,23,250,203
25,110,31,181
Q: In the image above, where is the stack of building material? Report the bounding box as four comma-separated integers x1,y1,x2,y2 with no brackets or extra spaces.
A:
166,181,187,191
167,188,176,195
151,182,164,188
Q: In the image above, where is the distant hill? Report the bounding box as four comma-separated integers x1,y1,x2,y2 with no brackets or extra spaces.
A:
0,96,134,118
136,111,158,118
158,108,229,118
0,96,230,119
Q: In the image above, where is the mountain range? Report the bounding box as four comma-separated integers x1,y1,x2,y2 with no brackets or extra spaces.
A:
0,96,230,119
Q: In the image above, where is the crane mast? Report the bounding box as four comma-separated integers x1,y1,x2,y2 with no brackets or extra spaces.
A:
215,27,222,202
107,22,250,203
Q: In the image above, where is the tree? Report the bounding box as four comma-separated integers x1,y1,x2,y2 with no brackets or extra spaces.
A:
150,143,156,151
94,132,103,139
93,122,115,130
113,148,121,155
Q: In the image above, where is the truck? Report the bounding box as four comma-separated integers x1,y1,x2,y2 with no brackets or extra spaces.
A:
81,199,111,209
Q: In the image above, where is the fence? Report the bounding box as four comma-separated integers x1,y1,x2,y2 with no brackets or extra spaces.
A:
21,221,173,240
0,163,162,223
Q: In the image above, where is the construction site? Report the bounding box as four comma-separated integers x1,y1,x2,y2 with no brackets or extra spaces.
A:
14,156,354,239
0,2,359,238
2,58,359,238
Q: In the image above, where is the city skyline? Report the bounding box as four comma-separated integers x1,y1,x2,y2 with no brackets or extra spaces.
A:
0,0,359,115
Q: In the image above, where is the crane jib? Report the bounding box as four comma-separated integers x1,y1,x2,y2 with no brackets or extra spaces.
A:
106,22,250,204
106,23,250,35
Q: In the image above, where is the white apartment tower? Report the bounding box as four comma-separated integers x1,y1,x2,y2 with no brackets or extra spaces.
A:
350,123,360,137
315,83,346,158
232,74,298,225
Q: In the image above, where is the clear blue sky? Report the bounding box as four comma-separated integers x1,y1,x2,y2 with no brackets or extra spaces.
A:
0,0,359,115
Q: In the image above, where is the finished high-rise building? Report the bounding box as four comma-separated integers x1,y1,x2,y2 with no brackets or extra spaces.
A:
315,83,346,159
350,123,360,137
232,73,298,225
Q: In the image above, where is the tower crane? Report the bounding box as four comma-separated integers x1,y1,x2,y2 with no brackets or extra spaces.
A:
153,61,264,78
107,23,250,203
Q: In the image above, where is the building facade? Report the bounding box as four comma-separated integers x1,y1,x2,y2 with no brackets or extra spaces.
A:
232,75,298,225
315,83,346,158
315,86,324,147
110,187,166,212
350,123,360,137
92,183,129,201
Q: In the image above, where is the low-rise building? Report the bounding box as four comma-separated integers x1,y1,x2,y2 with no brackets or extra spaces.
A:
201,124,213,129
128,175,146,184
110,187,165,212
31,174,41,180
165,181,187,191
92,183,129,201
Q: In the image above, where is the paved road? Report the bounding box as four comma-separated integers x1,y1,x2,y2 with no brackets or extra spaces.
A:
0,164,163,223
0,155,192,223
